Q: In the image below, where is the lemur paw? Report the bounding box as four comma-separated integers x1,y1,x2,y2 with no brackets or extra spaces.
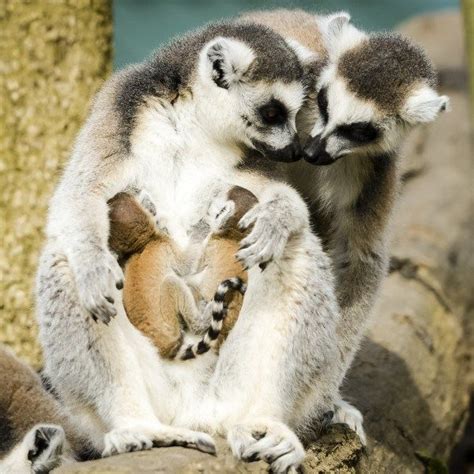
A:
236,202,290,269
228,420,305,473
207,196,236,232
75,249,124,324
333,399,366,445
102,423,216,458
102,427,153,457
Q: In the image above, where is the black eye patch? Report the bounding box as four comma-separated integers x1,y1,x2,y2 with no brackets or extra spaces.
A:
317,87,329,123
335,122,380,144
258,99,288,126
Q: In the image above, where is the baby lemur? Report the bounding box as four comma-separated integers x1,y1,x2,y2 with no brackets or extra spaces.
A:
108,185,258,361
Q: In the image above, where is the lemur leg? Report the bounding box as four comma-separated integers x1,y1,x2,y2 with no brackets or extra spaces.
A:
160,273,203,334
37,243,216,458
123,245,184,359
204,231,343,472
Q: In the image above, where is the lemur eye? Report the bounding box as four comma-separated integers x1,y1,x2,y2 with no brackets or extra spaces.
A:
317,88,329,123
259,99,287,126
336,122,380,144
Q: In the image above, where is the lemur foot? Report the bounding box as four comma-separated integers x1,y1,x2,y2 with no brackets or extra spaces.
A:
333,399,366,445
74,249,124,324
228,419,305,473
236,202,291,270
102,423,216,457
102,426,153,456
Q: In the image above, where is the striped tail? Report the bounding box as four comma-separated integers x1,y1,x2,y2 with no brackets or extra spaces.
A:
178,277,246,361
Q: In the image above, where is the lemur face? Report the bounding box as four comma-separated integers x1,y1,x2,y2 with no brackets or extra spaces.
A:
303,30,449,165
196,35,310,162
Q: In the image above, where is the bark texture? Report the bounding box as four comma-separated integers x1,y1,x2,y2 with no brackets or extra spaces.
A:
0,0,112,367
56,11,473,473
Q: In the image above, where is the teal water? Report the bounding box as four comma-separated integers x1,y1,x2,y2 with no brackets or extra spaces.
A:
114,0,459,69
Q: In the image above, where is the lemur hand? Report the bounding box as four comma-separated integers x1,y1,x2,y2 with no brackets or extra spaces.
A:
236,200,293,270
207,196,236,232
72,248,124,324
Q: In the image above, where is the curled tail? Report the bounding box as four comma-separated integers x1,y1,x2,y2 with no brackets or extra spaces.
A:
178,277,246,361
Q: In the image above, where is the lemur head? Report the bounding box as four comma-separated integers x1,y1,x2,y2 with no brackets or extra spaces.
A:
303,15,449,165
193,23,316,162
0,424,65,474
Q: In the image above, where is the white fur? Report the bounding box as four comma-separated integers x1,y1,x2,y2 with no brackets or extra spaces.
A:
317,13,366,60
199,37,256,88
401,84,450,124
286,38,319,64
0,425,67,474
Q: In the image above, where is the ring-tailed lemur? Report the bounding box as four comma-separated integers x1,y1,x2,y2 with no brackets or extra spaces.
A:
107,186,255,360
37,20,343,472
242,8,449,442
0,346,99,473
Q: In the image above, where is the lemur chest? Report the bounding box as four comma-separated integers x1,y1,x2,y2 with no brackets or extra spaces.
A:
129,100,236,246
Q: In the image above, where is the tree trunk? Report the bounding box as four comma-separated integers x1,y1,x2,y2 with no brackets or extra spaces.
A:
462,0,474,123
0,0,112,367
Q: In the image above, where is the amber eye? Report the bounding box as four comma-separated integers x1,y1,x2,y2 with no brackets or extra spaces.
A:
259,99,287,126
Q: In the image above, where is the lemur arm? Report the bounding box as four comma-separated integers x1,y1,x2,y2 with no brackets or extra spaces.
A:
46,74,135,323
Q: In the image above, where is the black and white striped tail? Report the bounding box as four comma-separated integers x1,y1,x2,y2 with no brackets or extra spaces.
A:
178,277,246,361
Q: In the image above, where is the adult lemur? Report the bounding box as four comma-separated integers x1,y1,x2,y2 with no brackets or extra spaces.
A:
242,8,449,437
0,346,99,473
37,20,344,473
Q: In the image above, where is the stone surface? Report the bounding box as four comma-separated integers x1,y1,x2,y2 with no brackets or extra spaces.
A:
0,0,112,367
56,10,473,474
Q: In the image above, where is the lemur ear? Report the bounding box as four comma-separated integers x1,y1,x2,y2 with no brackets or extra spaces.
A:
200,37,255,89
401,85,450,124
286,39,319,65
320,11,351,45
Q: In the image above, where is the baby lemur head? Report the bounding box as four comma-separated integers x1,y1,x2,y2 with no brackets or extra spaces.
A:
303,16,449,165
108,193,157,259
220,186,258,235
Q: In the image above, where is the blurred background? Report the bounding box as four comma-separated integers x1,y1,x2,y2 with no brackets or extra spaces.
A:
114,0,459,68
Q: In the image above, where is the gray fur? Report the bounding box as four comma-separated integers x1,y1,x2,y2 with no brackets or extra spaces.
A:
338,32,437,113
116,21,305,149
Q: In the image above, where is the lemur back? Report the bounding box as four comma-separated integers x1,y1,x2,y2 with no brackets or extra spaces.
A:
108,186,258,360
0,346,97,473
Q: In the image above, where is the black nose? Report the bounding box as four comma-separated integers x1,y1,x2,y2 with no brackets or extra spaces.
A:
252,137,302,163
303,135,336,166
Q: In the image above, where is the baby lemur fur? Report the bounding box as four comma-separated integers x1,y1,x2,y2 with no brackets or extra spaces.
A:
108,186,258,360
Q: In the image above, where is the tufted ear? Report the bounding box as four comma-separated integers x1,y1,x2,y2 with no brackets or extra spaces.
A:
400,85,450,124
200,37,255,89
286,39,319,65
320,11,351,45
